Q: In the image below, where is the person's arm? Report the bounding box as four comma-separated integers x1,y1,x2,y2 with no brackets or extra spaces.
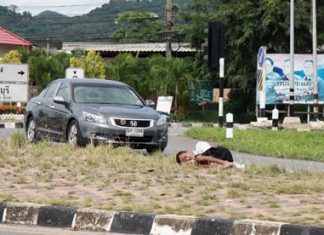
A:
195,155,233,169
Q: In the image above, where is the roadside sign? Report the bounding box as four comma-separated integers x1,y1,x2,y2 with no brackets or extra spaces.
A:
189,80,213,102
0,64,28,82
0,83,28,102
65,68,84,79
156,96,173,114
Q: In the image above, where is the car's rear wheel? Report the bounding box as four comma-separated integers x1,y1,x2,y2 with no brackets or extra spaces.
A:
26,117,37,143
68,120,83,147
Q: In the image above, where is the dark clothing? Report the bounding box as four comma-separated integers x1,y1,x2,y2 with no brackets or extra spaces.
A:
197,147,233,162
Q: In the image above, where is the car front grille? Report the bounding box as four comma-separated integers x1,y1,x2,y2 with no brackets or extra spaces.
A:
113,119,152,128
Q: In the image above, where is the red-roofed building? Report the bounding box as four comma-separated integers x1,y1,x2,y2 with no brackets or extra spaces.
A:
0,27,32,56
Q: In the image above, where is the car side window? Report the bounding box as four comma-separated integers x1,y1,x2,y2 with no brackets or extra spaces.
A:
56,82,70,102
44,82,60,99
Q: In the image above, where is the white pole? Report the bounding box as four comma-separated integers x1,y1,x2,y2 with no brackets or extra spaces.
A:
219,58,225,127
289,0,295,117
272,108,279,131
226,113,233,139
312,0,319,120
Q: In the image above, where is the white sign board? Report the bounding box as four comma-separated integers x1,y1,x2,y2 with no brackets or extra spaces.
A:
65,68,84,79
0,64,28,82
156,96,173,114
0,83,28,102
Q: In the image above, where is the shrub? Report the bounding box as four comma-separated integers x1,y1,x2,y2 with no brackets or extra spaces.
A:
0,105,25,114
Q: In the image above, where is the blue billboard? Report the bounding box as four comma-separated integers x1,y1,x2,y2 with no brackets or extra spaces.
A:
256,54,324,104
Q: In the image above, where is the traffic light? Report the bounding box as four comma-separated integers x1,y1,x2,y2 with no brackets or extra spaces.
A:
207,22,225,71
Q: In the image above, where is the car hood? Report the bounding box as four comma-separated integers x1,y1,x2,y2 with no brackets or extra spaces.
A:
76,103,160,119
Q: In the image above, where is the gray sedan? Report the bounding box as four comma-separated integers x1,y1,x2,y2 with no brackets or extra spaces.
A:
25,78,168,152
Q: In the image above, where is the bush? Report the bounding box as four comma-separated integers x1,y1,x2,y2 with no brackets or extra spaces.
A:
0,105,25,114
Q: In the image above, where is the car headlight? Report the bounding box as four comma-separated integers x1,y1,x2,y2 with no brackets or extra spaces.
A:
83,111,106,124
157,115,167,126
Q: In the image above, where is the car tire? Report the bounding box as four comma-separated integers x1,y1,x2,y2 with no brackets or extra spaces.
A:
26,117,37,143
67,120,84,147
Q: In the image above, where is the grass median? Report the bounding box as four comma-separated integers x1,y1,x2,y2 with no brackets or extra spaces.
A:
0,131,323,227
186,127,324,162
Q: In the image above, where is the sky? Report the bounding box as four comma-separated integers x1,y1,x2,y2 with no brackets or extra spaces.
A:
0,0,110,16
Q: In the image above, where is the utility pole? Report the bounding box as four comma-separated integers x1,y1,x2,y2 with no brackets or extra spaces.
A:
46,38,50,57
312,0,319,121
165,0,172,59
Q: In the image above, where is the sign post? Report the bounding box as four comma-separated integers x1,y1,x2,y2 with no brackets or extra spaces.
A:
0,64,29,102
257,47,266,117
65,68,84,79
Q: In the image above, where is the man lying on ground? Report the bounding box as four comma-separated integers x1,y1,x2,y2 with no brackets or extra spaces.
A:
176,141,245,169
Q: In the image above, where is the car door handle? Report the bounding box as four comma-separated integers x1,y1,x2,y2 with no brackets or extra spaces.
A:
49,105,54,109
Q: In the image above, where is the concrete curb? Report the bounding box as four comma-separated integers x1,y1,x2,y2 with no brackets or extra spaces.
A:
0,202,323,234
0,122,24,129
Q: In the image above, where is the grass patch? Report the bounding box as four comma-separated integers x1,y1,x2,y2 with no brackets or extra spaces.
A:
186,127,324,161
0,139,323,227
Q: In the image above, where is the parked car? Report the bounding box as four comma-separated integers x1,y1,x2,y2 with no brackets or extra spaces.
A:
24,78,168,152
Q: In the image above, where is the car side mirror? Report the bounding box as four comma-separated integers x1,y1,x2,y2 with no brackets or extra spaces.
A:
53,96,68,105
145,99,155,107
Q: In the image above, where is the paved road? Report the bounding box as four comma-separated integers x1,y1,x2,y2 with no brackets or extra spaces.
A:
0,224,133,235
1,126,324,172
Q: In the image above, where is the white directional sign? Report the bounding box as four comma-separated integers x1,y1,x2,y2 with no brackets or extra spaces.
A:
65,68,84,79
156,96,173,114
0,64,28,82
0,83,28,102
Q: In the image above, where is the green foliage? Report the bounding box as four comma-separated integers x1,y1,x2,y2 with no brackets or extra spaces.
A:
0,50,22,63
106,54,196,102
112,11,165,43
70,51,105,79
0,0,187,46
26,48,70,91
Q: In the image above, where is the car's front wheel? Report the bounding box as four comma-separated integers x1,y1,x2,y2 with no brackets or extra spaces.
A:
26,117,37,143
67,120,83,147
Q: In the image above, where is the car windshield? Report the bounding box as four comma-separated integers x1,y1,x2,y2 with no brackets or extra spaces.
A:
72,83,144,106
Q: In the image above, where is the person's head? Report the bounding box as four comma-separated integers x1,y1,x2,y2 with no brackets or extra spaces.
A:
265,58,274,75
303,60,314,78
176,151,195,165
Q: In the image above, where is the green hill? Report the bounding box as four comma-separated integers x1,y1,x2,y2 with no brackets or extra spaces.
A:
0,0,187,48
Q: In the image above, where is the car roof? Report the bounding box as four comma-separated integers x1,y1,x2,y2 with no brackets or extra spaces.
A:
55,78,128,86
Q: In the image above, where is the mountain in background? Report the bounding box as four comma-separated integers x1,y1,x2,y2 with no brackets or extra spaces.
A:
0,0,187,48
35,10,68,19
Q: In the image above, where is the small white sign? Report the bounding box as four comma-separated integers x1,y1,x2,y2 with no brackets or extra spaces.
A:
0,64,28,82
0,83,28,102
156,96,173,114
65,68,84,79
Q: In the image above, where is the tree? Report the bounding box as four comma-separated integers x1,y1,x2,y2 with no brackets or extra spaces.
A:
180,0,315,119
0,50,21,63
111,11,165,42
106,53,149,95
70,51,105,79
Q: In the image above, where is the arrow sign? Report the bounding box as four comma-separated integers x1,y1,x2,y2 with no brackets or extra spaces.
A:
0,64,28,82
